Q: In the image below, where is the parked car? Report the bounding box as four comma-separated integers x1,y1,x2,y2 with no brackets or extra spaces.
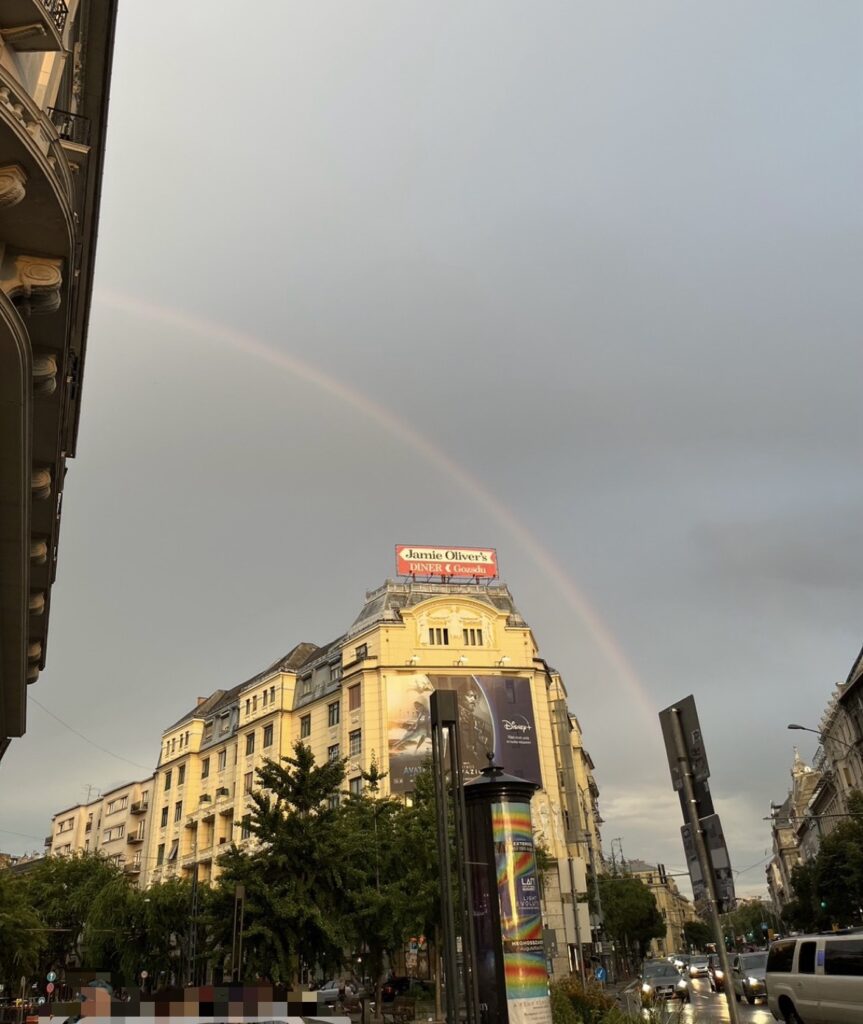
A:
640,960,691,1004
767,931,863,1024
707,954,726,992
732,951,768,1005
689,955,710,978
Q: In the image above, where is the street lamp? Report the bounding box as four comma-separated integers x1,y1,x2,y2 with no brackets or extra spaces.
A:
787,724,855,751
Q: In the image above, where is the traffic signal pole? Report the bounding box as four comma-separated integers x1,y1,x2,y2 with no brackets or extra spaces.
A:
670,707,740,1024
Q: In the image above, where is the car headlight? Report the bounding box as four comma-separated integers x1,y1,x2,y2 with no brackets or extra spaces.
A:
747,977,762,987
676,980,687,989
715,970,724,978
642,984,652,993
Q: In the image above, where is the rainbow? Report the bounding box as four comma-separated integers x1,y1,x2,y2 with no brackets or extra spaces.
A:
97,288,653,718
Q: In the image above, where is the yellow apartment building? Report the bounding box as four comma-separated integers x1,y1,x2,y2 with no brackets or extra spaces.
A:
140,577,603,977
46,776,153,877
628,860,692,956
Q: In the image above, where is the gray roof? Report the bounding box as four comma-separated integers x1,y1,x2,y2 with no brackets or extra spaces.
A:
348,578,527,638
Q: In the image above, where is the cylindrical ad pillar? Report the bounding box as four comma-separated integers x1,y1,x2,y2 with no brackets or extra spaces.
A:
465,764,552,1024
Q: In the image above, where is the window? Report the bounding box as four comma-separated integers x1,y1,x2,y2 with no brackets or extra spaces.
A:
177,764,186,786
116,824,124,839
328,793,340,810
349,729,362,757
171,738,176,752
328,701,340,727
463,628,483,646
262,689,268,707
349,776,362,795
330,662,342,682
240,815,251,840
429,627,449,645
246,698,251,717
164,770,172,791
160,806,169,828
301,675,312,696
167,839,179,862
355,644,368,661
174,801,183,823
798,942,816,975
270,685,276,704
328,744,340,763
825,939,863,976
300,714,311,739
252,695,257,712
218,749,227,771
348,684,362,711
245,732,255,756
201,758,210,779
156,843,165,866
244,771,253,794
263,723,274,748
766,941,796,974
103,827,112,842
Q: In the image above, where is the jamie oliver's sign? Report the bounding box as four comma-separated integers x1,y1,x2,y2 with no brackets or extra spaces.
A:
395,545,498,579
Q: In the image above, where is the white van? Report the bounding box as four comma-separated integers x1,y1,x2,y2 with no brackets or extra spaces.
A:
766,931,863,1023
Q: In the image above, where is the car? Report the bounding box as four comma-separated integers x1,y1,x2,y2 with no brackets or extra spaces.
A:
671,953,691,971
731,951,768,1005
767,931,863,1024
707,954,726,992
315,980,341,1006
689,955,710,978
640,960,691,1004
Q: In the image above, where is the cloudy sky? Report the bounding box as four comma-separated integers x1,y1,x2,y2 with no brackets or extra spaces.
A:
2,1,861,899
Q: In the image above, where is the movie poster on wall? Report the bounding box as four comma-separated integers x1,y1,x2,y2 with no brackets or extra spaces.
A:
387,674,541,793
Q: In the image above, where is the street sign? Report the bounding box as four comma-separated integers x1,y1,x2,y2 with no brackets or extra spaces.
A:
140,971,148,980
681,815,736,913
659,695,710,788
45,984,55,995
46,972,56,983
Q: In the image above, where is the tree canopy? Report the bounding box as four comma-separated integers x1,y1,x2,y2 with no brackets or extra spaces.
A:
596,875,665,960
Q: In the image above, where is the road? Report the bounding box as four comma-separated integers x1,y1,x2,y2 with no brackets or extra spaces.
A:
620,977,775,1022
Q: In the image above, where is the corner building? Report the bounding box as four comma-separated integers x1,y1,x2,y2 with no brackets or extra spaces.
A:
143,579,600,978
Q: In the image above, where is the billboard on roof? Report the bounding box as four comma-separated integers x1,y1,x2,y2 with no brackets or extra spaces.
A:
396,545,498,578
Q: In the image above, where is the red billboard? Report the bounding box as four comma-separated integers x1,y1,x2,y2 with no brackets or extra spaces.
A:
395,545,498,579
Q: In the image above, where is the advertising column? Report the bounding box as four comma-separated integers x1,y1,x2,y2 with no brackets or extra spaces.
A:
465,764,552,1024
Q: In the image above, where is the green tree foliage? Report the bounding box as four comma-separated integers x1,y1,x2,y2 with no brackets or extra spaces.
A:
785,790,863,930
211,741,349,983
597,876,665,960
0,869,45,983
682,919,712,951
23,852,124,973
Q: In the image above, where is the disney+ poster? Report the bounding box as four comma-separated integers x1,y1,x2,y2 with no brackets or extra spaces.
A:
387,674,541,793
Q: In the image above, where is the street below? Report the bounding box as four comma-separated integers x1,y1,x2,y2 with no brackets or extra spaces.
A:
619,978,775,1023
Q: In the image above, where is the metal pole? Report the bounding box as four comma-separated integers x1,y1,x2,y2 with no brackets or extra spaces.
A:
567,857,587,984
431,721,459,1024
670,708,740,1024
448,722,481,1024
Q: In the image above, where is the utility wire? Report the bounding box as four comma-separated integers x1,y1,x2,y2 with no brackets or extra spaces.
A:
0,826,45,842
28,695,151,771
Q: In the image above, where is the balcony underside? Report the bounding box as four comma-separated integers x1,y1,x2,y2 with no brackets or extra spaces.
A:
0,0,66,52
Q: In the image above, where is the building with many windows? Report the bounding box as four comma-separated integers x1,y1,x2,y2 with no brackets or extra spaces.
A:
46,776,153,876
0,0,118,758
139,576,603,978
627,859,692,956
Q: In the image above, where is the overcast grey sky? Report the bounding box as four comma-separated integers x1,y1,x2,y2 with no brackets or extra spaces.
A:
2,1,862,898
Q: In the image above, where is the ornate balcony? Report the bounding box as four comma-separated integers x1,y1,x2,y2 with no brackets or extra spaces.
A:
0,0,68,53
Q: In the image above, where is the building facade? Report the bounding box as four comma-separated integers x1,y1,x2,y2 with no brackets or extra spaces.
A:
46,776,153,877
0,0,118,758
766,750,821,911
627,859,692,956
139,577,602,978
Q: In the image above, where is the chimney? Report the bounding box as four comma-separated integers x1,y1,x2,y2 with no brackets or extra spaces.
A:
197,696,207,707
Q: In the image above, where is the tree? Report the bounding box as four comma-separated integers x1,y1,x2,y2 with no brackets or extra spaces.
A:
596,876,665,961
682,919,712,951
0,869,45,984
23,852,125,974
212,742,349,983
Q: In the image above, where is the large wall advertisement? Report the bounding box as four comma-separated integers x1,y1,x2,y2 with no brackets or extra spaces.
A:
387,674,541,793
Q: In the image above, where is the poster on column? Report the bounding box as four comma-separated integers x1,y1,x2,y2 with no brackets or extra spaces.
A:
386,674,542,793
492,800,553,1024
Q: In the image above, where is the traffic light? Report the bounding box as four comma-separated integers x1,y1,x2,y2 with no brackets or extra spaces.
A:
820,899,828,910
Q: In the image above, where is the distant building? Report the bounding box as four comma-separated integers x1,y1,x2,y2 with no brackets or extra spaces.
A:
46,776,154,877
140,575,603,979
0,0,118,758
765,750,821,911
627,859,692,955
